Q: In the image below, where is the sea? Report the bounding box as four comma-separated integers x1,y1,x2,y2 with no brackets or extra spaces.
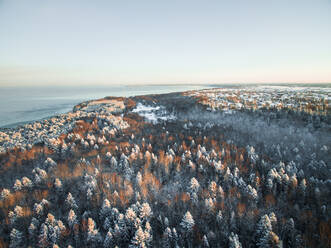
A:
0,84,211,128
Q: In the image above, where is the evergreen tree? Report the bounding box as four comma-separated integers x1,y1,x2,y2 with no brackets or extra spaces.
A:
87,217,102,247
180,211,195,233
129,226,146,248
202,235,210,248
256,214,273,248
162,227,172,248
65,192,78,209
103,230,115,248
67,209,77,228
229,232,242,248
9,228,23,248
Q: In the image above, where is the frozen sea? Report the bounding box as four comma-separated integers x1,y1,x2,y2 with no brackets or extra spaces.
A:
0,85,211,128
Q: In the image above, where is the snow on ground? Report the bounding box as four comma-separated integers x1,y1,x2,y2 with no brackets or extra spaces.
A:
132,103,176,124
132,103,161,113
186,85,330,115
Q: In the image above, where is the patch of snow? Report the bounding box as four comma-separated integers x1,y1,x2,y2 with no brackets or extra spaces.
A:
132,103,176,124
132,103,161,113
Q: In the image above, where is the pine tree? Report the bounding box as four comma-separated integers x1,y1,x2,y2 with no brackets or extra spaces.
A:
28,217,39,242
256,214,273,248
65,192,78,209
180,211,195,247
103,230,115,248
21,176,33,188
144,221,152,246
140,203,152,221
268,231,282,248
209,181,217,198
229,232,242,248
9,228,23,248
180,211,195,233
68,209,77,228
54,178,62,192
283,218,296,247
162,227,172,248
13,179,22,191
202,235,210,248
87,217,102,246
129,226,146,248
0,188,10,200
125,207,138,231
136,172,143,187
100,199,112,220
188,177,200,194
38,224,49,248
268,212,277,229
111,156,118,168
116,213,129,242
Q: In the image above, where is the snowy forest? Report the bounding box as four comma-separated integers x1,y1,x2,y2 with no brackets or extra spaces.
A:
0,86,330,247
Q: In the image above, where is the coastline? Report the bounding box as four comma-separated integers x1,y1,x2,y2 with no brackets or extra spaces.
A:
0,85,330,247
0,84,214,129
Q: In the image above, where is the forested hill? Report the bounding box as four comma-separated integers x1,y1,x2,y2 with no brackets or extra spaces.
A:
0,86,330,247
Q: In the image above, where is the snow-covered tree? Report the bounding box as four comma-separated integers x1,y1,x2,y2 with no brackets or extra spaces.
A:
38,223,49,248
136,172,143,187
125,207,138,229
246,185,258,201
283,218,297,247
115,213,129,242
188,177,200,194
205,197,214,212
140,203,152,221
34,202,44,217
218,185,225,199
8,205,24,224
103,230,115,247
180,211,195,234
54,178,62,192
100,199,112,220
268,212,277,229
170,228,178,247
9,228,23,248
68,209,77,228
0,188,10,200
44,157,57,168
229,232,242,248
33,168,48,184
130,226,146,248
162,227,172,248
28,217,39,241
256,214,273,248
110,156,118,168
13,179,22,191
144,221,153,246
87,217,102,246
65,192,78,209
21,176,33,188
202,235,210,248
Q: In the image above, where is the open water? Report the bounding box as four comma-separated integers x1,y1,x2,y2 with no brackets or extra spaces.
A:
0,84,211,128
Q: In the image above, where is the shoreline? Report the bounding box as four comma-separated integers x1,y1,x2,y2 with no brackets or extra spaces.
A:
1,83,330,129
0,85,215,129
0,85,330,247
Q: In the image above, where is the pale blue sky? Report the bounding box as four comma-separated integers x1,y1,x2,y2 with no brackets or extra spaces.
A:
0,0,330,86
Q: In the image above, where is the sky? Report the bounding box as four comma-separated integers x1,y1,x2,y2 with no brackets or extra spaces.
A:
0,0,330,86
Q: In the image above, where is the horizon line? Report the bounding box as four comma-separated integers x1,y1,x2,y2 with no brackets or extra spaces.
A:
0,81,331,88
